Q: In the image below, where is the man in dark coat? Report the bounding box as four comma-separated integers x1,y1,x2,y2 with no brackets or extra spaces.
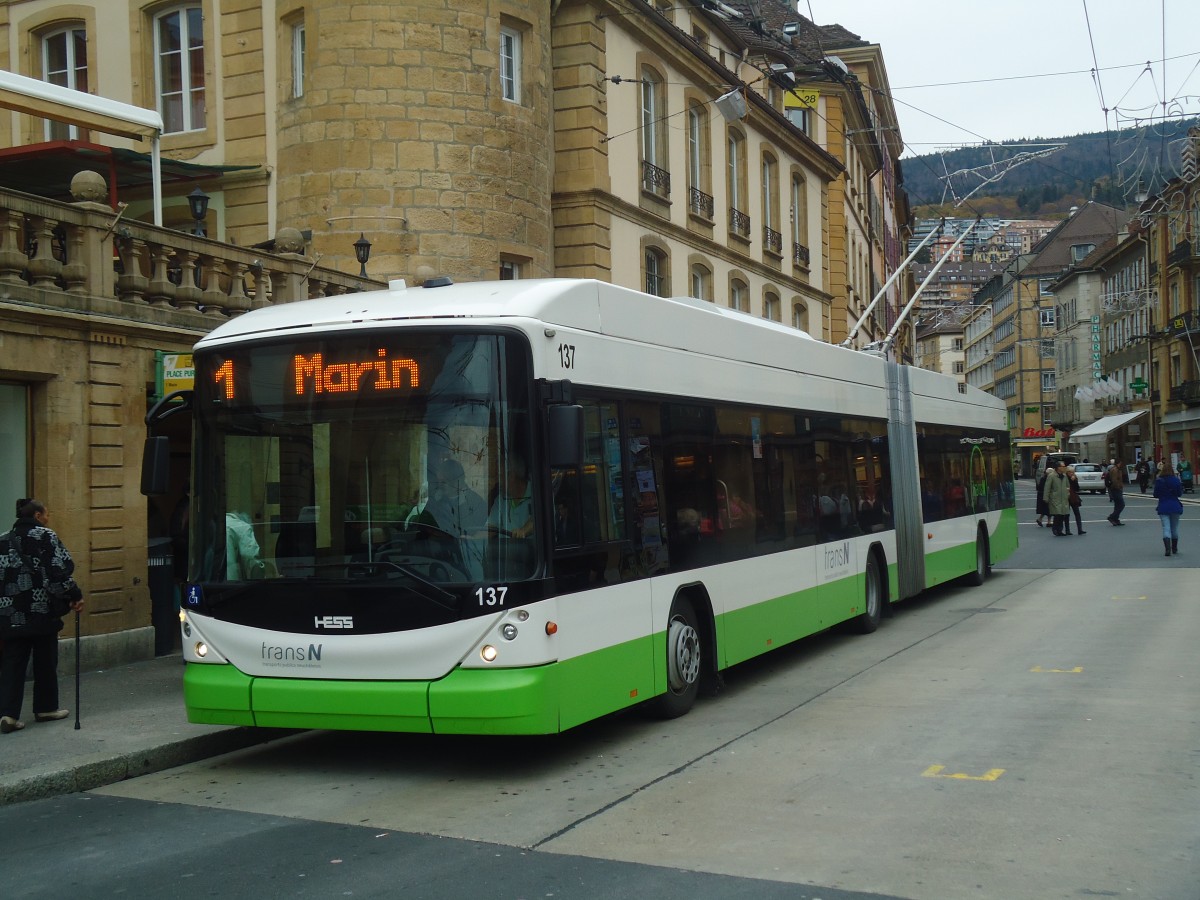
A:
0,499,85,733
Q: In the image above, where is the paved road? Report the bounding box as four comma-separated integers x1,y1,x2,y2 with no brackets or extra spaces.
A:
1001,476,1196,568
3,559,1194,899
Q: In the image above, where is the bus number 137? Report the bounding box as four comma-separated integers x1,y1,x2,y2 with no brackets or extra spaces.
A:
476,586,508,607
558,343,576,369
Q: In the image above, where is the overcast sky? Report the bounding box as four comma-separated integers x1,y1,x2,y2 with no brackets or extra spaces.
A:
817,0,1200,156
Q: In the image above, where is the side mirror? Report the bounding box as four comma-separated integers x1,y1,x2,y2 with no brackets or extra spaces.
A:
547,405,584,469
141,436,171,496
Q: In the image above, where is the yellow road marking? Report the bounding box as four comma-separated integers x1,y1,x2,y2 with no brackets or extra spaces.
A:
1029,665,1083,673
1112,596,1148,601
922,765,1005,781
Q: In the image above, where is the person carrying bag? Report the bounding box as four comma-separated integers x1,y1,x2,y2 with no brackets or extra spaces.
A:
0,498,85,734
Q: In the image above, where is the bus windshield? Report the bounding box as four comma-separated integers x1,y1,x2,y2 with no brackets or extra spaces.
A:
191,329,534,587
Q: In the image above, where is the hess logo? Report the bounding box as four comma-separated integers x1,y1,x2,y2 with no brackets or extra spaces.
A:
314,615,354,629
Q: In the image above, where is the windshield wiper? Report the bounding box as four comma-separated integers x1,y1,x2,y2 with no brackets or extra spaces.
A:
333,561,458,610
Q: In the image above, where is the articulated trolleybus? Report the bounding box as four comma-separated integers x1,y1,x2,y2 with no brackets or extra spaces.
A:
147,278,1016,735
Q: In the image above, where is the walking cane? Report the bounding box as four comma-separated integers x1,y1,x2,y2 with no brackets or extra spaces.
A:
74,607,81,730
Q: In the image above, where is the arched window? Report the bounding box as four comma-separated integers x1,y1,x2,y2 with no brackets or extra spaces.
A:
790,174,810,265
686,102,712,218
645,246,668,297
730,278,749,312
727,130,748,236
690,263,712,302
640,67,669,196
792,302,809,333
763,291,780,321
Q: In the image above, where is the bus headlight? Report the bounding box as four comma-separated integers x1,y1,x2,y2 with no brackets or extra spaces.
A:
480,644,498,663
195,642,208,658
501,623,518,641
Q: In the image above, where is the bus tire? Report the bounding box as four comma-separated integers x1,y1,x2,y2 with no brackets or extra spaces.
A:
653,598,702,719
967,529,989,586
848,552,883,634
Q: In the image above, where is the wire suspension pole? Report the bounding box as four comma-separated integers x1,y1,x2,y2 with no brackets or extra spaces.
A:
842,219,945,348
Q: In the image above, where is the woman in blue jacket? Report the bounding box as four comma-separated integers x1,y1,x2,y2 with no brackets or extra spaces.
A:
1153,464,1184,556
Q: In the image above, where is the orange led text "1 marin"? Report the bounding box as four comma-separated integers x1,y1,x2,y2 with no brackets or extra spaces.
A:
293,350,420,395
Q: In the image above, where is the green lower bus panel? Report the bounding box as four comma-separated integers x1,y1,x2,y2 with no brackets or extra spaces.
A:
184,663,256,727
252,677,433,733
429,666,560,735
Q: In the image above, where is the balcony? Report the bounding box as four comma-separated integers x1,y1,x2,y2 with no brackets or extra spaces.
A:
793,241,810,267
687,187,714,220
729,208,751,238
763,226,782,255
1167,238,1196,269
1169,380,1200,405
641,161,670,198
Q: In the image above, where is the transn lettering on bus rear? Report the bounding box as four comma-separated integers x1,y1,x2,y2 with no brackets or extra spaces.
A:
293,349,419,395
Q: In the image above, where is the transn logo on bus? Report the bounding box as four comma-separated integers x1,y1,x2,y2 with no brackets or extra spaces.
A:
315,615,354,629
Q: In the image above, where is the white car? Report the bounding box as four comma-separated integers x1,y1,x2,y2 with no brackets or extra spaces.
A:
1073,462,1106,494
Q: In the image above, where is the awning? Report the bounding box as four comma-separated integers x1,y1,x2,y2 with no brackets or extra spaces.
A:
0,68,163,223
0,141,258,207
1067,410,1147,442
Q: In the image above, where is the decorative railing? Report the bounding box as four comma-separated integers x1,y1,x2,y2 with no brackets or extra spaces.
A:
1169,379,1200,404
687,187,714,219
1167,239,1194,268
641,161,671,197
793,241,811,267
763,226,782,254
729,208,751,237
0,185,382,323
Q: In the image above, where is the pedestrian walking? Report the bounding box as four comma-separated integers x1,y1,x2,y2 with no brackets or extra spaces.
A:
1105,458,1127,526
1135,459,1150,494
1035,462,1053,528
1043,461,1071,536
1179,458,1194,494
0,499,85,734
1153,463,1184,556
1066,466,1086,534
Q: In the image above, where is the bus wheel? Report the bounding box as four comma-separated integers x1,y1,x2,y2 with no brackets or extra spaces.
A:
654,599,702,719
967,531,989,586
848,553,883,634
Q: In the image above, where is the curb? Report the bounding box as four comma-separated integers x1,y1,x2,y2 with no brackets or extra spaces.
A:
0,727,286,807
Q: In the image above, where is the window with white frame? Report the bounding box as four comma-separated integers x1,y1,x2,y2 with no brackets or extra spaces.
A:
727,130,746,214
730,278,748,313
792,302,808,332
155,6,206,133
689,264,712,301
686,102,710,215
645,247,667,297
1041,371,1056,392
640,66,667,193
499,259,522,280
291,21,306,98
790,174,808,249
500,25,521,103
42,27,88,140
1039,307,1056,327
761,153,779,236
763,291,780,321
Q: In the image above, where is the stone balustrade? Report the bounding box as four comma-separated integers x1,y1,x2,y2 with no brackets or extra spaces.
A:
0,181,384,326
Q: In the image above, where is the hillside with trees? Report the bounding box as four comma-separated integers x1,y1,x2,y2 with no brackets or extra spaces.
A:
901,118,1199,219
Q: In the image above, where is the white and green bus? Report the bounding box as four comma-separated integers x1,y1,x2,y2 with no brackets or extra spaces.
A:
147,278,1016,734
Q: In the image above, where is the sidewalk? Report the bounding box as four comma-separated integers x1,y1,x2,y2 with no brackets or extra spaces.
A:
0,653,277,806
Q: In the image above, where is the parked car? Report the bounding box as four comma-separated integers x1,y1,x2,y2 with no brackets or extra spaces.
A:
1073,462,1106,493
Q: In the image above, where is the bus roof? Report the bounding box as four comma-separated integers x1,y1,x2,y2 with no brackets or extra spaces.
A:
196,278,1000,414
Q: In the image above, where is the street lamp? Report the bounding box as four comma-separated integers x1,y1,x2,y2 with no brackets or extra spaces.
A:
187,188,210,237
353,233,372,278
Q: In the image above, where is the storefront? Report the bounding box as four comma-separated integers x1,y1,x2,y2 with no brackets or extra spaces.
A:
1015,427,1059,478
1067,410,1149,465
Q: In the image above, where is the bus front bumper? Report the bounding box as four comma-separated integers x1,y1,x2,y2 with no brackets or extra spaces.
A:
183,662,561,735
